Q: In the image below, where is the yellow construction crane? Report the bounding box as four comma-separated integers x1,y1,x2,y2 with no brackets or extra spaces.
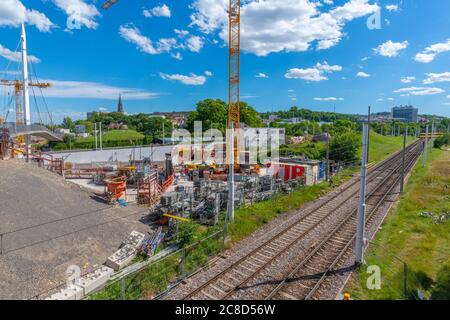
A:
227,0,241,169
0,79,51,143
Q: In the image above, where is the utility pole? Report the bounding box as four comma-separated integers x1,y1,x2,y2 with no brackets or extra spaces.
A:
162,122,165,144
326,131,330,182
94,123,98,150
356,124,369,265
400,130,407,193
366,106,371,164
429,121,434,154
423,125,428,167
99,122,103,150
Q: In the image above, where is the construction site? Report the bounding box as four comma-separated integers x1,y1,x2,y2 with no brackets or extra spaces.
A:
0,0,449,303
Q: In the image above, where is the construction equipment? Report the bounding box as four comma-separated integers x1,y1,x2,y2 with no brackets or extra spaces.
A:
0,79,51,144
162,213,190,223
101,0,119,9
105,176,127,203
227,0,241,169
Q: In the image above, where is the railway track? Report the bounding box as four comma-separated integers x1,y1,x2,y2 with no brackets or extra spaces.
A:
171,140,423,300
265,141,423,300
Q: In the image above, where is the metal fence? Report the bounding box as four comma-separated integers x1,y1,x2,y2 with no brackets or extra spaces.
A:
86,229,225,300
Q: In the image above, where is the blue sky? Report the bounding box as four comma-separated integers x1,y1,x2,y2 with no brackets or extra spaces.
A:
0,0,449,123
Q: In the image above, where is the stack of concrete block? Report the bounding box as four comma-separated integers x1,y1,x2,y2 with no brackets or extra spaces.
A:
122,231,145,248
45,284,84,300
77,266,114,295
106,244,137,271
106,231,146,271
46,266,115,300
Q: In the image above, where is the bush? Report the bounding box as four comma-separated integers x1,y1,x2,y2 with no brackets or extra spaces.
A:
176,222,199,248
433,133,450,149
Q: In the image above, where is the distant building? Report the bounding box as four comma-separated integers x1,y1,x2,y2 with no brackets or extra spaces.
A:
149,112,189,127
55,128,71,135
74,125,86,134
117,94,124,114
392,105,418,123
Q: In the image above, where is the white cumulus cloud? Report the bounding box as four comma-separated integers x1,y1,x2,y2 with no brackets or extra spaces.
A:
285,61,342,81
119,24,178,55
400,76,416,84
0,0,54,32
374,40,409,57
357,71,371,78
414,39,450,63
143,4,171,18
385,4,399,12
0,44,40,63
186,35,204,53
52,0,101,30
120,25,205,57
393,87,445,96
314,97,344,101
23,79,158,100
159,73,207,86
423,72,450,84
255,73,269,78
189,0,379,56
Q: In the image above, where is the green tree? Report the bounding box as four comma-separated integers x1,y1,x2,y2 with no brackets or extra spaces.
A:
187,99,262,133
329,132,360,164
62,117,75,131
240,102,263,127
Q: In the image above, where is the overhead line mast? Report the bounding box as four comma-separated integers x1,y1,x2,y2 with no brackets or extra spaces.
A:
228,0,241,168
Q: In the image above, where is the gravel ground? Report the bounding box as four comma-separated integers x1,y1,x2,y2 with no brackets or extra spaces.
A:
0,159,150,300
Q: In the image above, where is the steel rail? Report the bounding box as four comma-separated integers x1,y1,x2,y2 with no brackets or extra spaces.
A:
265,143,422,300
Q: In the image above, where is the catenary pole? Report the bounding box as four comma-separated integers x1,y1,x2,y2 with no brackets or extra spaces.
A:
356,124,369,265
423,125,428,167
400,129,407,193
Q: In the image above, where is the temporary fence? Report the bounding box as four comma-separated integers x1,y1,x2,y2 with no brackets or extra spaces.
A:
87,229,225,300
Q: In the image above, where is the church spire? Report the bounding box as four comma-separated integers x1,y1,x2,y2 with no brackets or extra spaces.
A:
117,94,124,113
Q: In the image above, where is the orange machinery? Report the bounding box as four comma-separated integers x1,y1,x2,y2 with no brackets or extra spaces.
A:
105,176,127,203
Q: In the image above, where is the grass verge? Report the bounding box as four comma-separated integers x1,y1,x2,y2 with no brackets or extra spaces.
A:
345,148,450,300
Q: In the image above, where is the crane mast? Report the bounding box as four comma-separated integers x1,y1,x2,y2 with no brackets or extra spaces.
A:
227,0,241,167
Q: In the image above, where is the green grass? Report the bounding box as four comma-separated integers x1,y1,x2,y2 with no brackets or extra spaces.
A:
78,129,144,143
345,148,450,300
53,129,146,151
364,131,415,164
228,183,331,244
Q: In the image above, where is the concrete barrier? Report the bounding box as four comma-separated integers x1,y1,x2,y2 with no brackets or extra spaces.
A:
77,267,115,295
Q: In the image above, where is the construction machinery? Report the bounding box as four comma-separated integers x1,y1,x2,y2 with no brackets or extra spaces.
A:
227,0,241,169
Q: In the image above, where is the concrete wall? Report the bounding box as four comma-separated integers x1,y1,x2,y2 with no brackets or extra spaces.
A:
50,145,175,164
